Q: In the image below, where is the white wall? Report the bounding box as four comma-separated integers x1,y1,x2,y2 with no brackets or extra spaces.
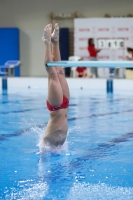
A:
1,78,133,93
0,0,132,77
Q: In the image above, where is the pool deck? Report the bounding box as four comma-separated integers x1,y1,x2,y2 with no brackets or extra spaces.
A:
0,77,133,91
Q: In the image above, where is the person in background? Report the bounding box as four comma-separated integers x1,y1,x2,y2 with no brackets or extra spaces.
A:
87,38,101,77
75,57,93,78
76,66,87,77
125,47,133,78
126,47,133,61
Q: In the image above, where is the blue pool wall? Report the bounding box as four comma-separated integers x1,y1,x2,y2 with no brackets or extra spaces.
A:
0,28,20,77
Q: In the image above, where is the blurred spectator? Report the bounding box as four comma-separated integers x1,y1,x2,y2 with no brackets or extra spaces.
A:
76,67,87,77
88,38,101,77
69,56,92,78
126,47,133,61
125,47,133,79
76,57,92,78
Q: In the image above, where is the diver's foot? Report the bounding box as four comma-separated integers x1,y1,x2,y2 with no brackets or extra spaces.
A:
42,24,52,44
51,23,59,44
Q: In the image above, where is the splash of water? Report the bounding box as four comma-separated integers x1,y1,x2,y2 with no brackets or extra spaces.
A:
67,182,133,200
3,181,133,200
30,125,68,155
4,179,48,200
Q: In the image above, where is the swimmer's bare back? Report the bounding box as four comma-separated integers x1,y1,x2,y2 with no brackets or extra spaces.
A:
42,23,70,147
44,109,68,147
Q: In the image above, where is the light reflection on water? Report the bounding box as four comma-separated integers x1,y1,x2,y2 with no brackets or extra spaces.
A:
3,181,133,200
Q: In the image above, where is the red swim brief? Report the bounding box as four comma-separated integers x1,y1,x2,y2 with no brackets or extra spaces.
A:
46,96,69,111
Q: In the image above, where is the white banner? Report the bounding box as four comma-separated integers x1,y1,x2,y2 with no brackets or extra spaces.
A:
74,18,133,77
74,18,133,60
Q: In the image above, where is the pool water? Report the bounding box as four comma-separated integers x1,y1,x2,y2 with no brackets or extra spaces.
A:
0,88,133,200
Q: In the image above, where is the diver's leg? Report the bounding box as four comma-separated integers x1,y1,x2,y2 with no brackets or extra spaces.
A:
43,24,63,106
51,23,70,100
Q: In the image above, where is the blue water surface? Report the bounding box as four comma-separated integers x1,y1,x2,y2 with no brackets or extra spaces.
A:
0,88,133,200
